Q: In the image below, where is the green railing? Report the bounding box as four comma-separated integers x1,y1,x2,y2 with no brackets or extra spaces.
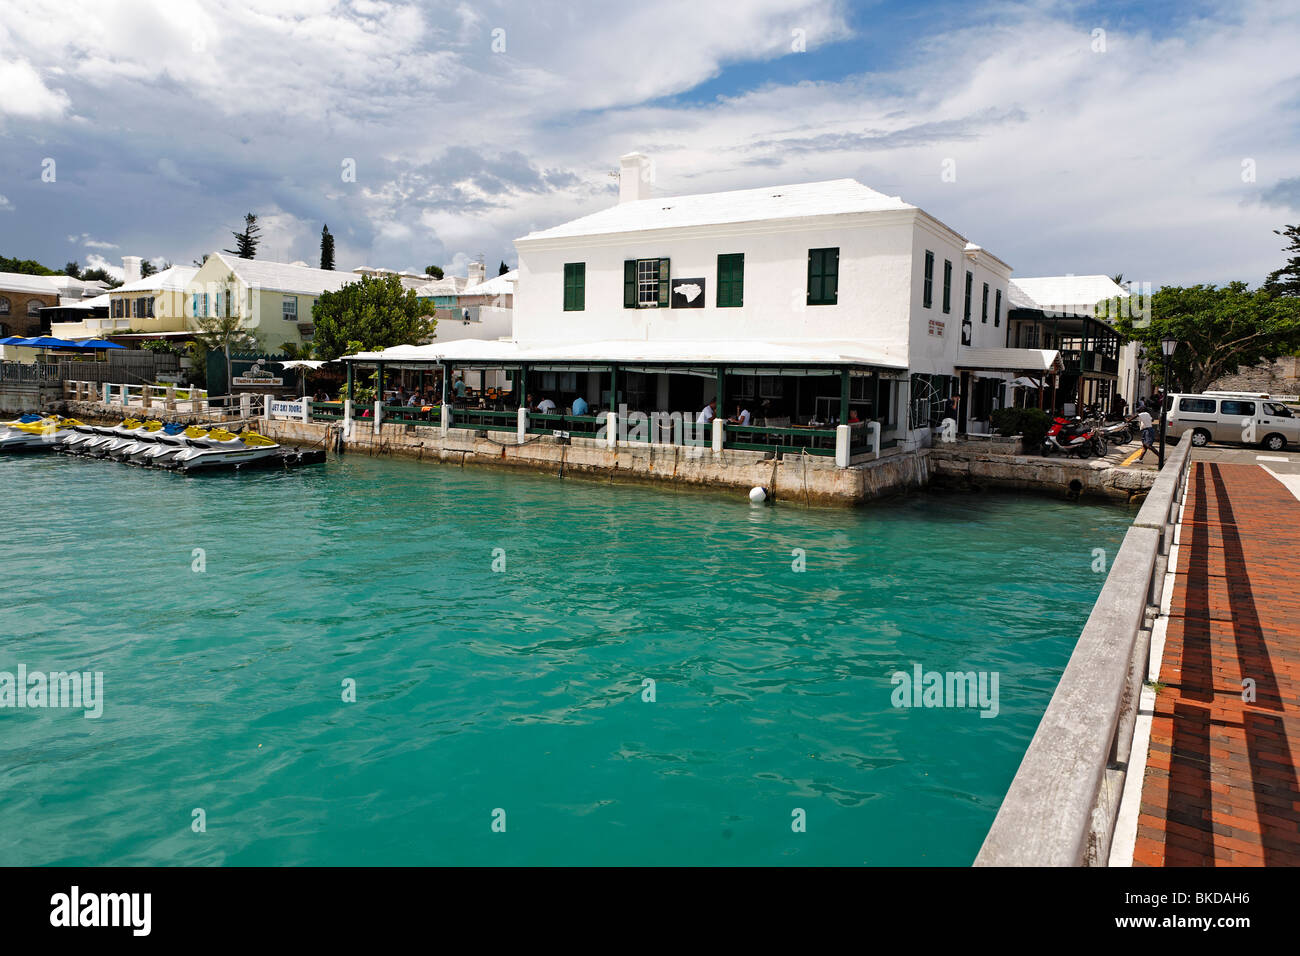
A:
452,407,517,432
381,403,443,426
311,401,346,422
725,423,837,456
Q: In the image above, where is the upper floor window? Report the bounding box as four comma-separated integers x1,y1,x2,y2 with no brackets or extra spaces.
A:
994,288,1002,327
981,282,989,323
922,250,934,309
807,247,839,306
962,271,973,346
624,258,669,308
717,253,744,308
282,296,298,320
563,262,585,311
26,299,41,317
942,260,952,314
0,296,9,315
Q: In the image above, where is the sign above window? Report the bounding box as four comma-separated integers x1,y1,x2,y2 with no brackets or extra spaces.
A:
671,278,705,309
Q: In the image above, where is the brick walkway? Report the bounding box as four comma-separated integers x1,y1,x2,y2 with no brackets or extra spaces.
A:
1133,461,1300,866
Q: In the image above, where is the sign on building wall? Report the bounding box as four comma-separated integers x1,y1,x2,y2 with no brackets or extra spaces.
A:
269,399,306,419
233,375,284,387
928,319,945,337
671,278,706,309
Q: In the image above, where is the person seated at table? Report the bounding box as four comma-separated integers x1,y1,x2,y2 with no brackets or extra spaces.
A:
572,395,589,416
406,390,422,407
848,409,861,424
536,395,557,414
729,404,751,426
697,399,716,424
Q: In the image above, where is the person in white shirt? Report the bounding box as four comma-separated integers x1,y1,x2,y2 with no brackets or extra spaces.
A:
1137,409,1155,458
730,404,751,426
536,397,557,413
697,400,715,424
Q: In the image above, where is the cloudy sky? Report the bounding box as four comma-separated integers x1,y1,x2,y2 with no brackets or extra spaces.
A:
1,0,1297,288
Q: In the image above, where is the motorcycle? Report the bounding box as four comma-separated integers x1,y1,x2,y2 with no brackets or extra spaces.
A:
1042,415,1108,458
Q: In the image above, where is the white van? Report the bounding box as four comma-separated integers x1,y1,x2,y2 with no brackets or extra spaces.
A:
1166,391,1300,450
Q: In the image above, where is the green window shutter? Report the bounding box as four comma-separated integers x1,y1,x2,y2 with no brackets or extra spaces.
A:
963,271,972,320
563,263,585,311
923,251,934,309
994,288,1002,326
807,248,838,305
717,253,743,307
623,260,637,308
943,260,952,314
657,258,670,307
981,282,989,323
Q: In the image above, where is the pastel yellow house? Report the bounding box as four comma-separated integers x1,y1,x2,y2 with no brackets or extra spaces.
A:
51,265,198,339
184,253,358,352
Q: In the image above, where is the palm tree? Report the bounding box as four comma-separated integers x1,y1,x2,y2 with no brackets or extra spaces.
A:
191,277,257,395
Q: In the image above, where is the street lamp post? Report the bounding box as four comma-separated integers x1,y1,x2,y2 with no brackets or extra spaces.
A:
1159,335,1177,469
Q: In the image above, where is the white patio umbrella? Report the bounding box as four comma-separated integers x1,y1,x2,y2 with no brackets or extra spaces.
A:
279,359,329,396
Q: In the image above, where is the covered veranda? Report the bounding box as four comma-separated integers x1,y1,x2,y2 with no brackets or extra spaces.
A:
336,339,909,460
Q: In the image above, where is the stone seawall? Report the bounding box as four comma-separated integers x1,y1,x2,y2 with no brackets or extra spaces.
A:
46,401,1155,505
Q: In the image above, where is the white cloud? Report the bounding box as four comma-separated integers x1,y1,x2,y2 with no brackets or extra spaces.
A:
0,194,12,212
84,253,122,281
0,58,70,119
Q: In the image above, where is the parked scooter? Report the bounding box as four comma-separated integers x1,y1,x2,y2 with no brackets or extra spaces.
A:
1042,414,1109,457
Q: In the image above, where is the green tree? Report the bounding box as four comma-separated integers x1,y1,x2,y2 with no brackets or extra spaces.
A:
1264,224,1300,298
81,266,122,288
224,212,261,259
319,224,335,271
498,260,509,276
424,265,444,279
140,259,159,278
311,274,435,360
193,253,210,268
1107,283,1300,392
64,260,83,279
0,255,59,275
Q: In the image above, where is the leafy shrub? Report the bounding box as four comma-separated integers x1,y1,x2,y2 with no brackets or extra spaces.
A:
991,407,1051,450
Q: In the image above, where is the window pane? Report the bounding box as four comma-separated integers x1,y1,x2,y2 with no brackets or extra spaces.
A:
1221,400,1256,416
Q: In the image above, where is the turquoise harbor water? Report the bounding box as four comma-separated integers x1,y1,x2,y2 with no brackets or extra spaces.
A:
0,452,1132,866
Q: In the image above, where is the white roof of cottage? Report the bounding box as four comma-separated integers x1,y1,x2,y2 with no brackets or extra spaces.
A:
115,265,199,294
1009,275,1128,315
346,337,906,370
0,272,62,295
415,275,470,297
215,252,357,296
517,179,914,242
461,270,517,297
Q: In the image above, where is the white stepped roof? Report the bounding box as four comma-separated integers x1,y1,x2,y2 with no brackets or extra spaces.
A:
955,347,1063,373
461,270,517,297
517,179,914,242
214,252,358,296
0,271,61,295
115,265,199,294
1009,275,1128,315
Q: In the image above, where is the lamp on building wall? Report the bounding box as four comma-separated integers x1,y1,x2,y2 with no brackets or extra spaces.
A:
1158,335,1177,468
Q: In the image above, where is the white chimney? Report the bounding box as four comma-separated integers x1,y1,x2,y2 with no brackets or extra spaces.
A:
619,152,652,203
467,260,486,287
122,256,142,283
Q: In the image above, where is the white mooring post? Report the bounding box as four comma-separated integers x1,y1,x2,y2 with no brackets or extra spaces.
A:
166,385,176,410
102,383,111,405
712,418,724,456
517,407,527,444
835,424,851,468
869,421,882,460
606,410,617,449
440,404,450,438
240,393,251,420
343,399,353,439
263,393,273,429
373,399,382,435
301,399,310,424
142,385,152,410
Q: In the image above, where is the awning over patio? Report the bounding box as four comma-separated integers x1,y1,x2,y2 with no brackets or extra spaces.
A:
953,347,1063,373
344,338,907,370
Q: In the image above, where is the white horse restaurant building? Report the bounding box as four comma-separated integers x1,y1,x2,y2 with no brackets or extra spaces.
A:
345,154,1064,463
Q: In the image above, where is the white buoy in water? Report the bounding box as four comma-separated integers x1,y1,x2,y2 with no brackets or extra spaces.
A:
749,486,767,504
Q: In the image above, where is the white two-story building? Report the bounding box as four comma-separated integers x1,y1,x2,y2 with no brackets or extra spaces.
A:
346,154,1061,457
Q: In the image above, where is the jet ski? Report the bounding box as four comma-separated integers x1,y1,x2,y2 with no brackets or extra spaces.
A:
171,430,282,470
